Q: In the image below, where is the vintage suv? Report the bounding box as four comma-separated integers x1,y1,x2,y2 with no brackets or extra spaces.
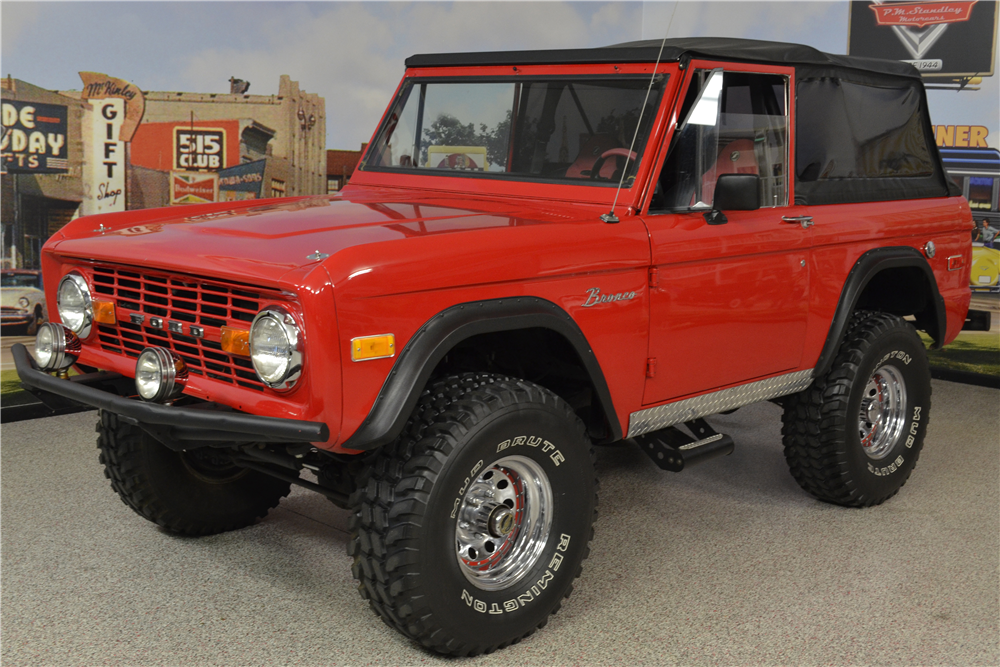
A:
15,38,972,655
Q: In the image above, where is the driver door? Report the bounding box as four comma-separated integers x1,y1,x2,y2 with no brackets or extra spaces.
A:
641,63,811,405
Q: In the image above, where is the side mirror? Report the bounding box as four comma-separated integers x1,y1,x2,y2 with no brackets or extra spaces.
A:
704,174,761,225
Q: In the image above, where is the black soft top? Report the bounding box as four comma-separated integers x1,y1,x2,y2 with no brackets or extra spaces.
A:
405,37,920,80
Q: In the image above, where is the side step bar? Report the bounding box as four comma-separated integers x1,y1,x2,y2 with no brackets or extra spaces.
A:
633,418,734,472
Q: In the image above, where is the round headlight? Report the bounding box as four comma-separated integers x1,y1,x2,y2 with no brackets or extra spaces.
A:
57,273,93,337
249,307,302,390
135,347,186,402
33,322,80,371
18,296,30,309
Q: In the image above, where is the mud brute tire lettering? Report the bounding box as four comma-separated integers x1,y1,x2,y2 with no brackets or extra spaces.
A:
348,373,597,656
96,411,291,535
781,311,932,507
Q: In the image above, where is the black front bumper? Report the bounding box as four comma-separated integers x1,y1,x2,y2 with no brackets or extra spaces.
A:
12,343,330,449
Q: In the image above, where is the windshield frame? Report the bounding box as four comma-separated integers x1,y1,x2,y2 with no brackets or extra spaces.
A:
357,68,673,193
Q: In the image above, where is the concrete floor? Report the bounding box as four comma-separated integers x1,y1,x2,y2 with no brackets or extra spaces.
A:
2,380,997,666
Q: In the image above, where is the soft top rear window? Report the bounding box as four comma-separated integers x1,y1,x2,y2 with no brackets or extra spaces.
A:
793,74,949,205
361,76,667,187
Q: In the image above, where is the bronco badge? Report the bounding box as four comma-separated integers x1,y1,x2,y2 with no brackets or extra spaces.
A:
582,287,637,307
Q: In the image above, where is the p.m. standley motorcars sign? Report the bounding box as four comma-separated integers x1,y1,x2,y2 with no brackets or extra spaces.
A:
869,1,977,29
849,1,997,78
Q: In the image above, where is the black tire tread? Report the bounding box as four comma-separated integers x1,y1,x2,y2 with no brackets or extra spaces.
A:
781,311,930,507
348,373,597,656
96,410,290,536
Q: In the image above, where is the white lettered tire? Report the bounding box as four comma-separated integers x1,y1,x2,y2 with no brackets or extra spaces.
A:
782,311,932,507
348,373,597,655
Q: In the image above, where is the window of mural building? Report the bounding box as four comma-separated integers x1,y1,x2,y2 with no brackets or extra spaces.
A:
271,179,286,197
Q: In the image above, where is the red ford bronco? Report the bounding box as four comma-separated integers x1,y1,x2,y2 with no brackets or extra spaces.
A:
16,38,972,655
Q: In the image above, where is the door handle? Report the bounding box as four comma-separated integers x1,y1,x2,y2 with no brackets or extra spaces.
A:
782,215,814,229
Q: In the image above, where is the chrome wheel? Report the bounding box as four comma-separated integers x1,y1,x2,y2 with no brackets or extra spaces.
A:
455,455,553,591
858,364,907,460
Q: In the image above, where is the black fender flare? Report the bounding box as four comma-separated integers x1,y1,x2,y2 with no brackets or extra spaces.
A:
814,246,945,378
340,296,622,451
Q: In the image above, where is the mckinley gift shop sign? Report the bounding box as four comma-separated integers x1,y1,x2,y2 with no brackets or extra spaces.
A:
1,101,68,174
80,72,145,215
89,98,126,214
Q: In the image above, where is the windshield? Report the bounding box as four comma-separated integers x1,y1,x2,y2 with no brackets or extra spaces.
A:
362,76,667,187
1,273,40,289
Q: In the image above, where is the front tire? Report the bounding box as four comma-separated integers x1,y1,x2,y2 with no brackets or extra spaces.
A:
782,311,931,507
96,411,291,535
349,373,597,656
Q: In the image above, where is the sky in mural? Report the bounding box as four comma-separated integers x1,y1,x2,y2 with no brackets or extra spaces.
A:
3,1,998,150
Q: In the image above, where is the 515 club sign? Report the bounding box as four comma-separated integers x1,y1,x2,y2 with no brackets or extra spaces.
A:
174,127,226,170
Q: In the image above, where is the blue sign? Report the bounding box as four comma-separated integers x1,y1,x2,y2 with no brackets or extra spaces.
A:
218,159,266,196
1,101,69,174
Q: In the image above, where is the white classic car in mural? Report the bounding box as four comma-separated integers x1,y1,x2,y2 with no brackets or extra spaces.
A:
1,270,47,334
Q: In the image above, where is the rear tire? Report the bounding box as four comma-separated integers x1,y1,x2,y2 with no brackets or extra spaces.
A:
349,373,597,656
782,311,931,507
96,410,291,535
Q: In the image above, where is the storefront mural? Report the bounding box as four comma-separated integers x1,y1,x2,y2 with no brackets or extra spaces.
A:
0,101,68,174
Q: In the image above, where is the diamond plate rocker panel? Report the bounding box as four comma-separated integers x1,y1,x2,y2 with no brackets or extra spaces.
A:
627,369,814,439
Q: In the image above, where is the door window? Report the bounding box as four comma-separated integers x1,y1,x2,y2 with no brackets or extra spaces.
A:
652,69,788,211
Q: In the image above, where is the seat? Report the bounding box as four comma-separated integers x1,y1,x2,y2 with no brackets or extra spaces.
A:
701,139,758,204
565,134,621,179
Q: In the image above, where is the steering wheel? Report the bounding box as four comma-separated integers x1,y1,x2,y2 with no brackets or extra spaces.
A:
589,148,638,181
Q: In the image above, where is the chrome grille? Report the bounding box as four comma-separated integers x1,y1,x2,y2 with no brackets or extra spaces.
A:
90,265,274,390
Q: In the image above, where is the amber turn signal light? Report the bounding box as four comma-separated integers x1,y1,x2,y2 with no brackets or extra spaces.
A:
93,300,117,325
220,326,251,356
351,334,395,361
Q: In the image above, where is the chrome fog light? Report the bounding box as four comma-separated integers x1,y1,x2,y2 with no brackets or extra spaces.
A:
135,347,187,402
57,272,94,337
34,322,81,371
249,307,302,390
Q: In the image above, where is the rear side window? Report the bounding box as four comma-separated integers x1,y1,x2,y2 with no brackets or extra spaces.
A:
796,79,934,181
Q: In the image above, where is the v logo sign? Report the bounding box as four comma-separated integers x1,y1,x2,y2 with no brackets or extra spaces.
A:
890,22,949,59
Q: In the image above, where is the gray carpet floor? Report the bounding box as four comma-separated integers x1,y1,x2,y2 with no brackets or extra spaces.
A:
2,379,998,666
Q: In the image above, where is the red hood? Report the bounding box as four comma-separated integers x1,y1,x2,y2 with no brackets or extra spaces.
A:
47,190,601,287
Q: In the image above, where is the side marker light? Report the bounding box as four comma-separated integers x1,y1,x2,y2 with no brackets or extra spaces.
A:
351,334,395,362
